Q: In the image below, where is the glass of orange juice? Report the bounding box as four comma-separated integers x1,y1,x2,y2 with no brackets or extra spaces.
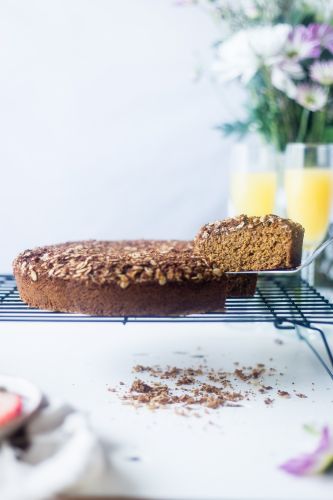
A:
284,143,333,284
229,143,277,216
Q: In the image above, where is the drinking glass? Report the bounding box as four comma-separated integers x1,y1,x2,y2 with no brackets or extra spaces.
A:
284,143,333,285
229,143,277,217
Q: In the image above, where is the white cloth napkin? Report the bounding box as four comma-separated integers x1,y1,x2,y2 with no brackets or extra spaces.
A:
0,401,108,500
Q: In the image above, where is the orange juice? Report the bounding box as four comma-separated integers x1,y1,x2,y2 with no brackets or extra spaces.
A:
230,171,277,216
284,168,333,247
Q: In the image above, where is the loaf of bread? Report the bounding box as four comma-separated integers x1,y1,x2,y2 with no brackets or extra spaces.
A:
194,214,304,272
13,240,227,316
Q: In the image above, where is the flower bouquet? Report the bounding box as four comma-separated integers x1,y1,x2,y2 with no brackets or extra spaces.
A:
180,0,333,151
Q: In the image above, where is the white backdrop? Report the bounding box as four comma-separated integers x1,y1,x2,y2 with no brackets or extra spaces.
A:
0,0,242,272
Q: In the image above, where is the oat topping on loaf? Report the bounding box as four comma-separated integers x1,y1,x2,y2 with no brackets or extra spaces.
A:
197,214,303,239
13,240,224,289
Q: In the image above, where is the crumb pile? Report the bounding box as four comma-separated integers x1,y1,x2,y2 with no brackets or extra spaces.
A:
109,362,308,413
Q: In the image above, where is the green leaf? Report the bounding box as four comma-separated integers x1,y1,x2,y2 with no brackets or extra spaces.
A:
216,120,253,139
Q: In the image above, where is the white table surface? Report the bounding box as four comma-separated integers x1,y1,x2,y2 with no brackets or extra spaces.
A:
0,320,333,500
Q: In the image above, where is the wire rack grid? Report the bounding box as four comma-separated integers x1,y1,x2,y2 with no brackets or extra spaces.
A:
1,274,333,379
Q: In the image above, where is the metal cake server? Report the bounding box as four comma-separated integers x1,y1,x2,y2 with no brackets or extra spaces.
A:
226,235,333,275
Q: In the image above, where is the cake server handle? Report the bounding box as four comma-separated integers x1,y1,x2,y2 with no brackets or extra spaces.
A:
301,235,333,269
225,235,333,275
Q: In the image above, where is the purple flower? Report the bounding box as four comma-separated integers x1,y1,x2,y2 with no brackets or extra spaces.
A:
311,60,333,85
285,25,321,61
308,23,333,54
295,84,328,111
280,426,333,476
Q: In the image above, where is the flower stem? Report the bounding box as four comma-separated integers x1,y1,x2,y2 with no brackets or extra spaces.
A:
262,67,282,150
297,108,310,143
309,110,326,142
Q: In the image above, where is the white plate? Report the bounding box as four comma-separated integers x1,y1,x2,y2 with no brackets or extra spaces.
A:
0,375,43,439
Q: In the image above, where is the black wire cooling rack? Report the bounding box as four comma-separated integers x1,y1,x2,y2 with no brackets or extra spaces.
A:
1,274,333,379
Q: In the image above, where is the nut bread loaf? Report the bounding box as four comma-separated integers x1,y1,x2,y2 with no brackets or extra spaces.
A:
13,240,228,316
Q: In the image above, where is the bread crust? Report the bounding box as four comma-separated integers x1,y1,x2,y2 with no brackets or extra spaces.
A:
226,274,257,297
14,271,226,316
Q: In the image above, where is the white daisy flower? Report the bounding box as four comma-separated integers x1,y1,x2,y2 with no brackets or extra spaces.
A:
310,60,333,85
213,24,291,84
295,84,328,111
